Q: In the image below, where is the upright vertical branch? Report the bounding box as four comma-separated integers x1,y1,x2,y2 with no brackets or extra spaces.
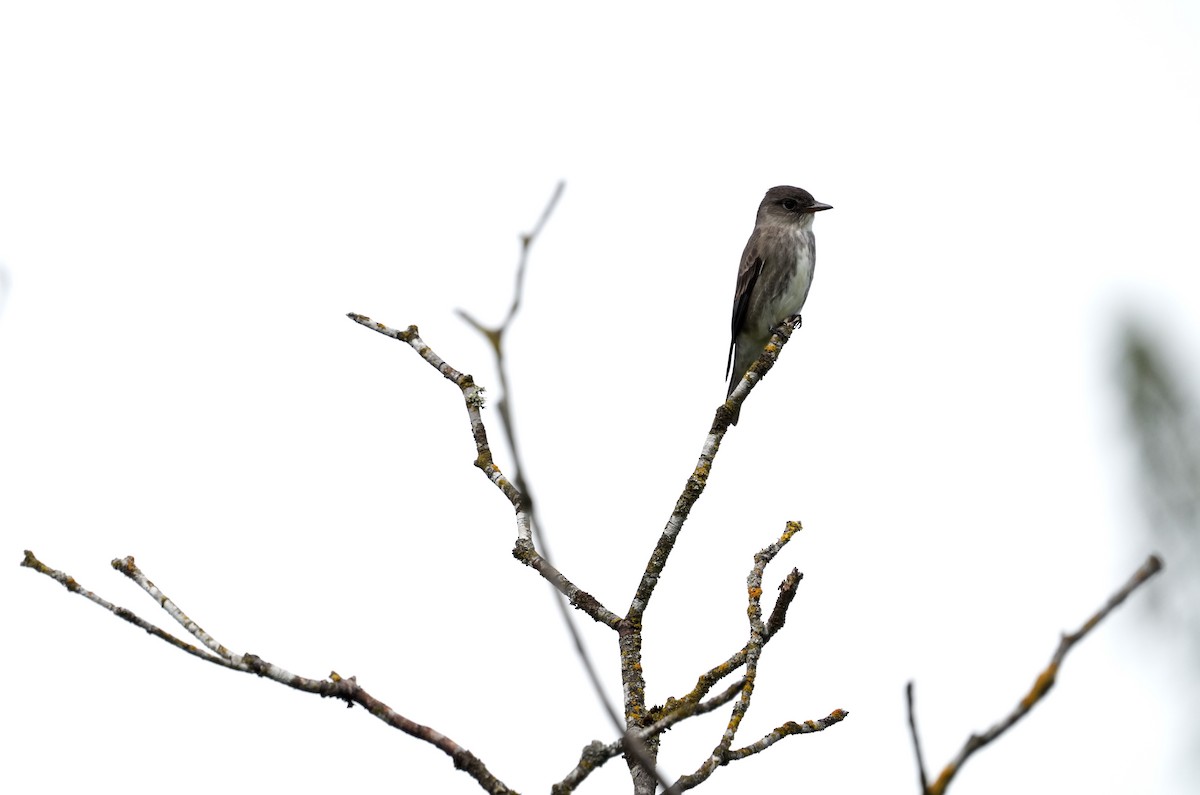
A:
906,682,929,794
619,316,804,793
457,180,565,536
453,183,640,731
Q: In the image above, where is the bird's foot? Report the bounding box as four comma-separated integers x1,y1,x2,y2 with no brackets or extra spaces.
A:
780,313,803,330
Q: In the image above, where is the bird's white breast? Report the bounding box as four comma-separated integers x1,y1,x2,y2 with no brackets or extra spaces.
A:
777,227,815,314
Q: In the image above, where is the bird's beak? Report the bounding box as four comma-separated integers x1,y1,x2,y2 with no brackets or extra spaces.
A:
808,202,833,213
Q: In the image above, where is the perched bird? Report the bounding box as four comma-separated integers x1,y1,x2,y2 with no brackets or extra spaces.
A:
726,186,832,424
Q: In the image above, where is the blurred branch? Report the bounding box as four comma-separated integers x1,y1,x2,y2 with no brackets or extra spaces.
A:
453,182,626,726
907,682,929,794
553,683,744,795
913,554,1164,795
434,182,670,789
456,180,564,530
20,551,516,795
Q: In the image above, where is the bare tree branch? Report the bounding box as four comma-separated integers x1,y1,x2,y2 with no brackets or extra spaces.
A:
627,315,805,627
346,314,623,630
24,198,837,795
349,311,673,791
21,550,517,795
766,566,803,639
906,681,929,794
550,524,826,792
668,522,847,793
724,709,849,760
916,554,1164,795
552,576,818,795
453,182,679,794
455,179,565,527
554,674,750,792
666,566,803,717
618,315,807,794
453,182,631,738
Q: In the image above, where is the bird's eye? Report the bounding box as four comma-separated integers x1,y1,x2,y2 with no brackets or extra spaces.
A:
781,199,798,210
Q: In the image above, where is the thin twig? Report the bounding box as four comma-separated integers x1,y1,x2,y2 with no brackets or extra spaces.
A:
360,206,676,795
21,550,516,795
419,181,666,792
455,179,564,524
455,182,627,732
907,681,929,794
921,554,1164,795
20,550,240,669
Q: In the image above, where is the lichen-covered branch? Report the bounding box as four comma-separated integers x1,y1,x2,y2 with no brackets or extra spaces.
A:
21,550,516,795
668,522,847,793
346,313,622,630
669,566,803,712
619,317,806,794
626,317,804,626
21,550,243,670
552,678,748,794
915,554,1164,795
723,709,849,761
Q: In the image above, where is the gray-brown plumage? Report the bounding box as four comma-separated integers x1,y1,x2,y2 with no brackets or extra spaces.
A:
726,186,832,424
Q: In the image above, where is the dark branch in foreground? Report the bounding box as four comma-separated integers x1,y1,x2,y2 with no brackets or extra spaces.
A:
20,551,516,795
451,182,673,793
907,681,929,794
453,182,625,708
910,554,1164,795
456,180,564,522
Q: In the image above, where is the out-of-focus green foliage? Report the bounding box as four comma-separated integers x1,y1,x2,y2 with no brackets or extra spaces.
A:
1118,322,1200,635
1117,320,1200,787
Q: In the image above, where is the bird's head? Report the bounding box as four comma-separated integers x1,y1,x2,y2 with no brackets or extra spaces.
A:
757,186,833,225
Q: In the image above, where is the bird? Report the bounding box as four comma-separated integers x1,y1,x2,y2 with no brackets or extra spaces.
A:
725,185,832,424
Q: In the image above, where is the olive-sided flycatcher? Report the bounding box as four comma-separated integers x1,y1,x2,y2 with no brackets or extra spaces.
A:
725,186,832,424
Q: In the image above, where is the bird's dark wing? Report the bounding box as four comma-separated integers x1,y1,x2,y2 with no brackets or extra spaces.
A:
726,235,765,380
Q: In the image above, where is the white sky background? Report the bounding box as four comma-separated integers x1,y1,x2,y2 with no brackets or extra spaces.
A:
3,2,1198,793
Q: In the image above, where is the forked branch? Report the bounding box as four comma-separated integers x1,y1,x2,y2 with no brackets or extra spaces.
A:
909,554,1164,795
20,550,516,795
